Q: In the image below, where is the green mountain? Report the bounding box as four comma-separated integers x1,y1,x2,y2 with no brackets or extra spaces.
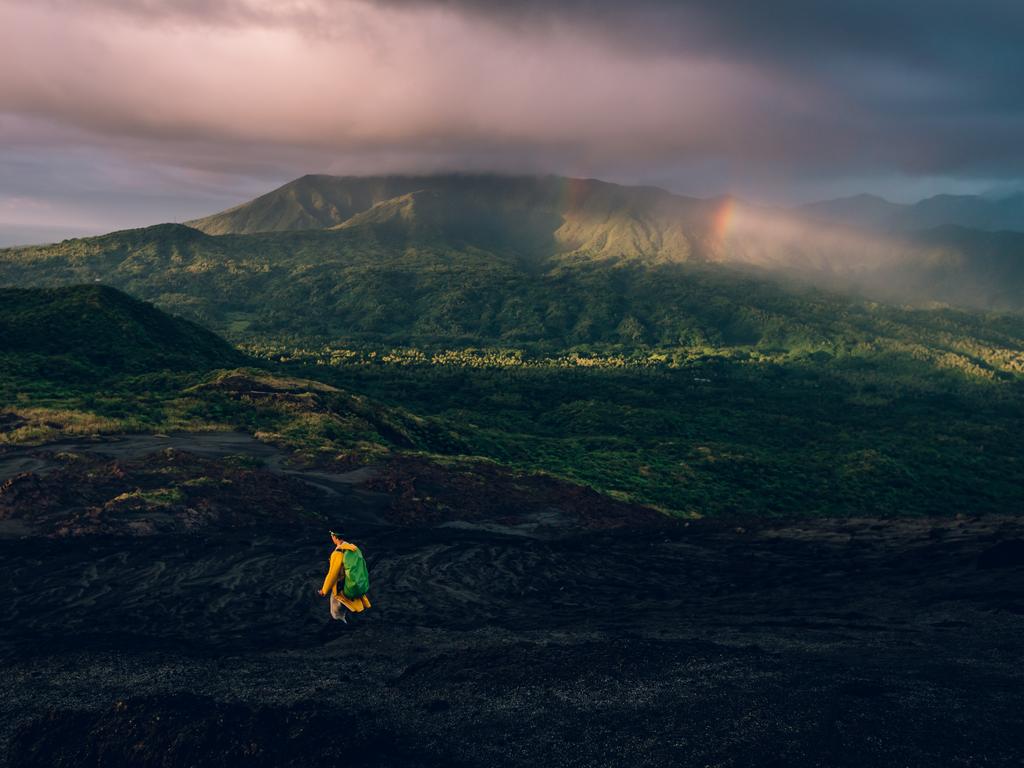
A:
1,175,1023,354
186,173,1024,311
188,173,720,262
0,284,243,380
0,220,1018,356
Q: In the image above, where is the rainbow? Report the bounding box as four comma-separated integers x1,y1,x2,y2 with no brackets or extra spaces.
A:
558,174,591,212
711,196,736,241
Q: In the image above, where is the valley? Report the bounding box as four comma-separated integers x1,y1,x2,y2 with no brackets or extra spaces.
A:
2,175,1024,767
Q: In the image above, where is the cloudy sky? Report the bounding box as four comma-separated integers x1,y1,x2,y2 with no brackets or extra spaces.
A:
1,0,1022,245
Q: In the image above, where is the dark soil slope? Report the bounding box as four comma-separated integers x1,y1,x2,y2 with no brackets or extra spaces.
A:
1,437,1023,767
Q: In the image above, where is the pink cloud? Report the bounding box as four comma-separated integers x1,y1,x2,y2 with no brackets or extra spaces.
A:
0,0,827,167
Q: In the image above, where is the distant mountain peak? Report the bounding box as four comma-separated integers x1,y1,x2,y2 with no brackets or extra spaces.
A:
802,189,1024,234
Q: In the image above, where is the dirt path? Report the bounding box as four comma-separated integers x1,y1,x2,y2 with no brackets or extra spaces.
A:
2,435,1023,766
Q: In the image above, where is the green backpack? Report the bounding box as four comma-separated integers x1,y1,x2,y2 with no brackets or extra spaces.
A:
341,546,370,599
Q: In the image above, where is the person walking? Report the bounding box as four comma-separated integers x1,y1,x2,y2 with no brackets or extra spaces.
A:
318,530,371,624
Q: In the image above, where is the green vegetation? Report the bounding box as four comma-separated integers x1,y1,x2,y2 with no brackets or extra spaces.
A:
0,285,242,384
2,283,1021,516
2,175,1024,518
254,345,1022,517
4,222,1024,356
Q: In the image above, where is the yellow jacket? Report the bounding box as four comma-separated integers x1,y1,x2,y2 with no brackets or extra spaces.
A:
322,541,371,613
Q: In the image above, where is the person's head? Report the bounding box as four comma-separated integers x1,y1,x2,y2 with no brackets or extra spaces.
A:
329,530,344,547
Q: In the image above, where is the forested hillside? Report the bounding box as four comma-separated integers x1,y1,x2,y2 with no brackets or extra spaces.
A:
0,285,242,381
3,220,1024,360
5,175,1024,331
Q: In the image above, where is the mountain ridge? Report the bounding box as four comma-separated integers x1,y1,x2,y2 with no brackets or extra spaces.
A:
186,173,721,262
1,174,1023,352
802,190,1024,233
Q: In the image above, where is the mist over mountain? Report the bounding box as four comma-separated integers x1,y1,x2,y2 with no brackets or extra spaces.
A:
802,192,1024,234
184,173,1024,312
187,174,722,262
0,174,1022,365
1,173,1022,361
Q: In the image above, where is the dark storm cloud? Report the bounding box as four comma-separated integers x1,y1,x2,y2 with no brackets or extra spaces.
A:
378,0,1022,75
20,0,1023,178
371,0,1024,174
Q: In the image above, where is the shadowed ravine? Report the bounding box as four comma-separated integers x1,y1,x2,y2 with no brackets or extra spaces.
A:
1,435,1023,766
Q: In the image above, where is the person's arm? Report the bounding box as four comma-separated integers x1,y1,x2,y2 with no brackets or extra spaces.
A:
319,551,343,596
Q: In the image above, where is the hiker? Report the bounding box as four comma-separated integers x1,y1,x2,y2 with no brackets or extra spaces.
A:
318,530,371,623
